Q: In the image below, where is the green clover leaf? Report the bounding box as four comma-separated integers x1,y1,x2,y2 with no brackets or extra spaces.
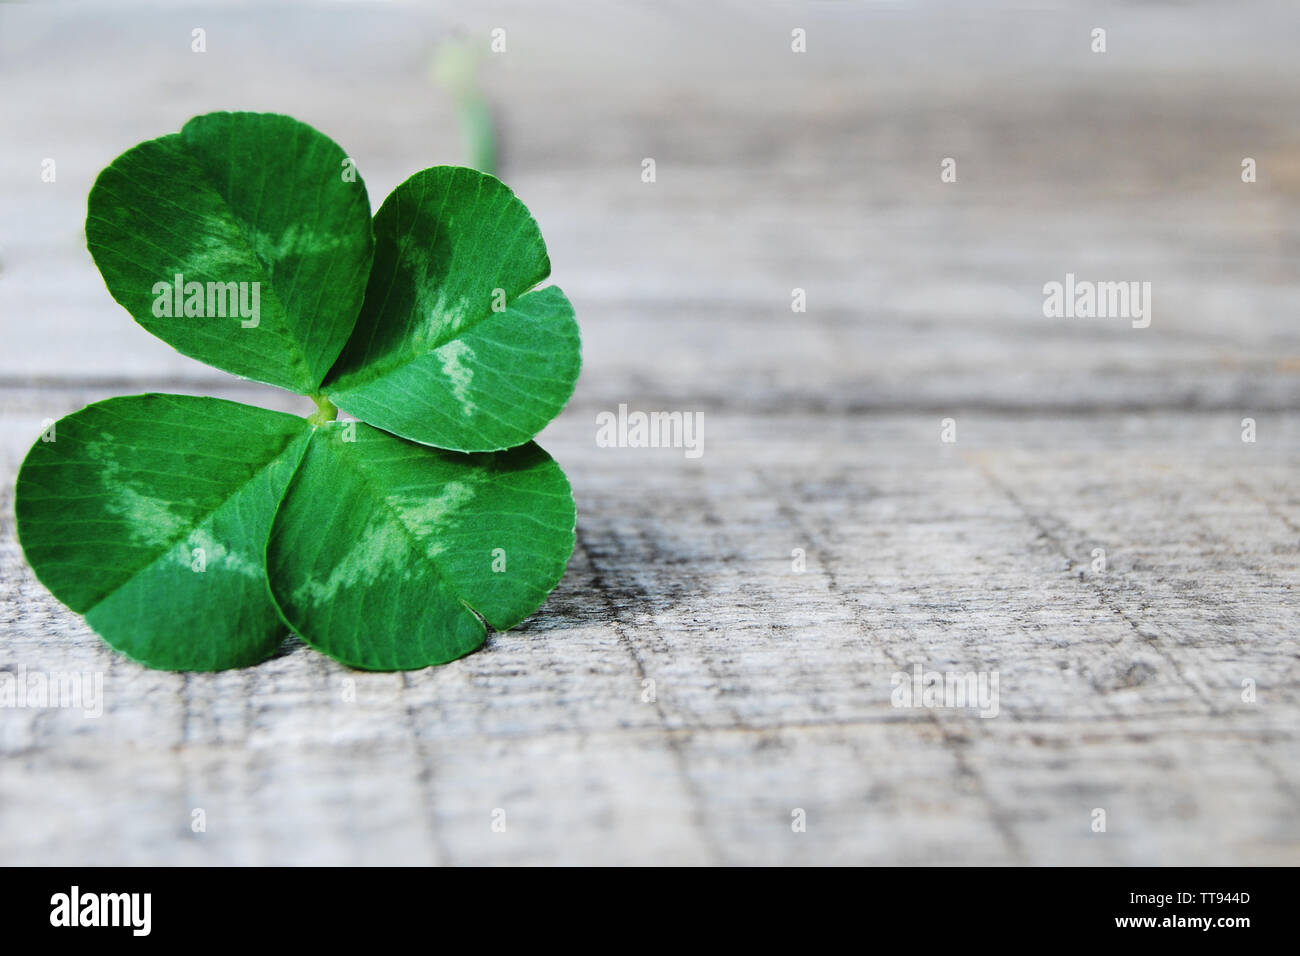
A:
323,167,581,452
86,112,375,395
15,112,579,672
16,395,311,670
267,425,574,670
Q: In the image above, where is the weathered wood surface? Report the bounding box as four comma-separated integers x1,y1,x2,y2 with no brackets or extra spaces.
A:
1,1,1297,865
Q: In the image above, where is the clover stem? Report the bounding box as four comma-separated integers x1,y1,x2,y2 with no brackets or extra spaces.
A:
308,394,339,426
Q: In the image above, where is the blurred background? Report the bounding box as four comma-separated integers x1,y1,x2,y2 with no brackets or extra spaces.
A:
1,1,1297,865
5,0,1299,414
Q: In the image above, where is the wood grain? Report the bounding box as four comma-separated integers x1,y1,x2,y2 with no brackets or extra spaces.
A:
0,0,1297,865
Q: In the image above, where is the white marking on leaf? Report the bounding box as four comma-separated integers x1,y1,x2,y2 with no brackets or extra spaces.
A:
293,518,411,605
179,527,262,579
393,482,475,558
433,339,477,415
87,441,189,547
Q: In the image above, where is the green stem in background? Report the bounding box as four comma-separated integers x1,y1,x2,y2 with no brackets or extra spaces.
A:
308,394,339,425
457,95,497,177
432,40,499,176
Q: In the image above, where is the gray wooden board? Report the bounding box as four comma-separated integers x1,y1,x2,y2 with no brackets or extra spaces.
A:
0,1,1297,864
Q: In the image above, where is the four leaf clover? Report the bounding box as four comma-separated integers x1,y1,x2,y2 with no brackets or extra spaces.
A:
15,111,581,671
